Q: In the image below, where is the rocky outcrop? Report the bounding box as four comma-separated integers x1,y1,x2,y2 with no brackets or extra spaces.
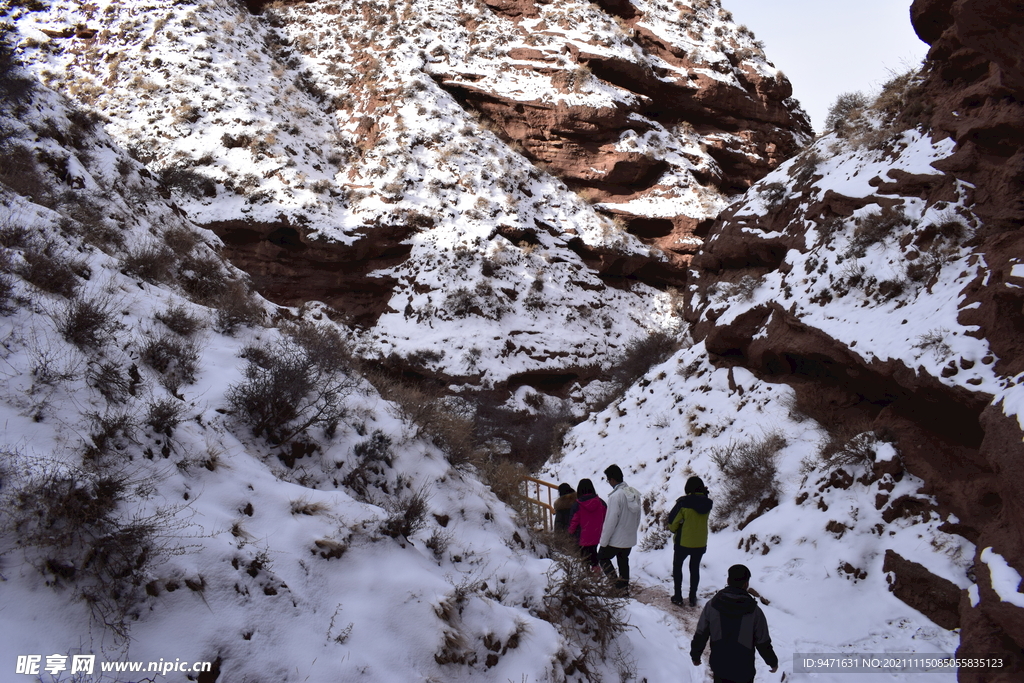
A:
429,0,811,281
685,1,1024,676
884,549,963,631
207,215,427,328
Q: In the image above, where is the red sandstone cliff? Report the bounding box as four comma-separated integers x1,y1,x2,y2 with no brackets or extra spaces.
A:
685,1,1024,677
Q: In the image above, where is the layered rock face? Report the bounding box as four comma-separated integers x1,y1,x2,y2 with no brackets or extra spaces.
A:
685,1,1024,677
6,0,807,400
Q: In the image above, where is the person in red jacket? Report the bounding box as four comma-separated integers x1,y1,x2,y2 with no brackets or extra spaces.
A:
568,478,606,569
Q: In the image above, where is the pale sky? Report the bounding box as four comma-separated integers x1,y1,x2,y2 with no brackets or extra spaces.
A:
722,0,931,132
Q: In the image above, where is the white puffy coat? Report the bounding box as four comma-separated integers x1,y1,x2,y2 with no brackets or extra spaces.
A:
600,482,642,548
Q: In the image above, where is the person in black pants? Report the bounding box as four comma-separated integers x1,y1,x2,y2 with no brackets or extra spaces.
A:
691,564,779,683
667,476,712,606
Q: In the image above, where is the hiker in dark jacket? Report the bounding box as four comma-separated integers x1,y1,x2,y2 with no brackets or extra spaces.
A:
553,483,577,532
667,475,712,606
691,564,779,683
568,478,606,568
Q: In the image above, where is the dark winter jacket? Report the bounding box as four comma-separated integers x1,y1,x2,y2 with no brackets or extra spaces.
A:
691,585,778,682
568,493,606,547
553,492,577,532
667,493,712,548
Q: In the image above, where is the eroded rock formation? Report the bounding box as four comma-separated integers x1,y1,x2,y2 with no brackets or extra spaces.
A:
686,1,1024,677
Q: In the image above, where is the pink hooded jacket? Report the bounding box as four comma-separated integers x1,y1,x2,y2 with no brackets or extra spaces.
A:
568,494,607,546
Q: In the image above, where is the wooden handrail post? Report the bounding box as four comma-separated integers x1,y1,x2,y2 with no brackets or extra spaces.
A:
517,476,559,531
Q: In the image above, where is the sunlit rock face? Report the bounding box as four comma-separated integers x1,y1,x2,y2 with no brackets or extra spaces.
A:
4,0,809,399
680,1,1024,676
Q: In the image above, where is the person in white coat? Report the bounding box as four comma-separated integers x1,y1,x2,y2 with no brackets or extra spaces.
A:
597,464,642,594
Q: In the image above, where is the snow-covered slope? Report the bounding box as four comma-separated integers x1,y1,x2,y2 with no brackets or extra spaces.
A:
0,52,690,683
540,56,1024,681
543,341,966,682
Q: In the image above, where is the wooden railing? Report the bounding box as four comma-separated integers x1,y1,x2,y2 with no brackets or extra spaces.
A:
517,476,558,531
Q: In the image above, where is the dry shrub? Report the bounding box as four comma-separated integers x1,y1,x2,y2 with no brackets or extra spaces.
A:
0,29,33,103
0,142,47,200
369,371,477,466
3,463,187,641
163,224,201,256
178,252,230,302
123,243,176,283
474,401,572,471
58,296,117,349
606,329,680,391
852,206,909,252
87,360,134,404
819,430,877,470
476,457,528,513
140,333,200,392
342,430,394,498
213,281,265,334
378,486,430,540
0,269,14,315
145,397,185,436
83,409,137,460
20,245,85,297
0,220,29,248
226,335,357,445
710,432,786,529
758,181,787,208
159,166,216,199
825,92,868,136
154,304,204,336
424,528,453,560
539,544,630,676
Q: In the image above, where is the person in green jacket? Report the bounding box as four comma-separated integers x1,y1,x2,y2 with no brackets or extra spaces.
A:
667,476,713,606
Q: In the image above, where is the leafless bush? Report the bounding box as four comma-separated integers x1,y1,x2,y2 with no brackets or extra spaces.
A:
163,225,201,256
3,463,188,641
710,432,786,528
539,545,630,672
819,430,877,470
424,528,453,560
140,333,200,392
825,92,869,136
87,360,134,404
123,243,176,283
758,182,787,208
159,166,216,199
732,274,760,300
0,29,33,103
84,409,137,460
213,281,265,334
914,328,952,358
154,304,204,336
606,329,680,391
178,252,230,302
0,271,13,315
226,336,357,445
145,397,185,436
378,486,430,540
852,206,909,252
369,371,477,466
906,252,951,284
342,430,395,498
290,498,330,516
817,216,845,240
0,142,47,200
0,220,28,248
58,296,117,349
20,245,85,297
